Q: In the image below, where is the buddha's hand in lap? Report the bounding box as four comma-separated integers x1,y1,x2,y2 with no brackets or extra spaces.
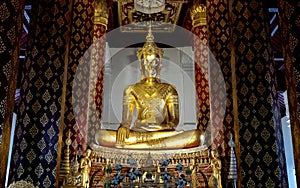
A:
116,125,130,144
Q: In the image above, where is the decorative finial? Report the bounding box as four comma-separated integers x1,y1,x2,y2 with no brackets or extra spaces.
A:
146,22,154,42
228,133,235,148
145,152,154,167
190,1,207,27
66,131,72,146
59,130,72,180
228,132,237,183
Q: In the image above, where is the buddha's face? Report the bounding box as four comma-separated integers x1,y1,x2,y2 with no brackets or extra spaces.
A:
140,54,161,79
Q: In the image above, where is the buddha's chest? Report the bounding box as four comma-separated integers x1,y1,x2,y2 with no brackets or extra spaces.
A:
133,84,170,98
132,84,170,110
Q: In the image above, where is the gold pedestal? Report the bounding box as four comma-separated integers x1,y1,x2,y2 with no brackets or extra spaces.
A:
91,143,209,165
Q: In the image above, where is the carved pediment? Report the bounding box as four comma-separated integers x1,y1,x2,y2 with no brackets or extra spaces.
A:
115,0,187,32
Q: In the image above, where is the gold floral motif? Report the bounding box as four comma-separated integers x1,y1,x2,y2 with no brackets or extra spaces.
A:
7,26,16,42
116,1,184,32
0,3,10,21
0,36,6,53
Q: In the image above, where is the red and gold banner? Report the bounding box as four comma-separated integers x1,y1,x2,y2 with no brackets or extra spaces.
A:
190,2,210,144
206,0,233,157
62,0,95,159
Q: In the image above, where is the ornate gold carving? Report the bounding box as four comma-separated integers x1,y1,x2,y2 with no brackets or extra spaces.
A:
115,1,185,32
94,0,109,28
62,149,92,187
91,143,208,162
190,2,207,27
8,180,37,188
63,155,83,187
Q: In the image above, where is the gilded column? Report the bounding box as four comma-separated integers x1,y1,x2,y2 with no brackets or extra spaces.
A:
278,1,300,186
9,1,73,187
190,1,210,144
231,0,288,186
0,1,24,186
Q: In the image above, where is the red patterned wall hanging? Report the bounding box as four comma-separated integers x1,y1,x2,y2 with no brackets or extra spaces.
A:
206,0,234,157
63,0,94,159
88,23,107,145
193,25,210,145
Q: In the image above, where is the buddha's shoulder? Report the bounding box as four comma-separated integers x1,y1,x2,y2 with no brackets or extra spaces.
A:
160,82,178,92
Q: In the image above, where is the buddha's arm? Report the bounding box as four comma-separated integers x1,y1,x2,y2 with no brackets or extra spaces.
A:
117,86,135,143
166,87,179,129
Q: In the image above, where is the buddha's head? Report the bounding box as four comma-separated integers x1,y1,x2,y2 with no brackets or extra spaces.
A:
86,149,92,157
137,28,164,80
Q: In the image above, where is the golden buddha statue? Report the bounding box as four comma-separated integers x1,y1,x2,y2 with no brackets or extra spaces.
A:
96,28,201,149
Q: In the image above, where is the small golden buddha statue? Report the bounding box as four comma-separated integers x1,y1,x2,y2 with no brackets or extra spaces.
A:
63,155,83,187
96,28,201,149
80,149,92,187
72,155,83,186
209,150,222,188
